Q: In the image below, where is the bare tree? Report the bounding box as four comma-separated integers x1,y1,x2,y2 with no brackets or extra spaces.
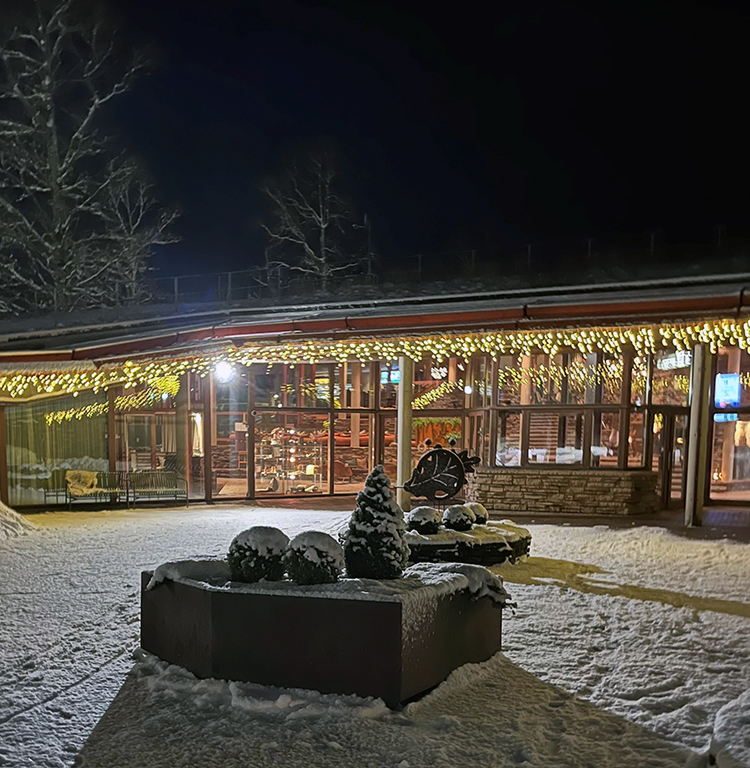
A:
0,0,176,314
261,150,361,291
99,160,178,305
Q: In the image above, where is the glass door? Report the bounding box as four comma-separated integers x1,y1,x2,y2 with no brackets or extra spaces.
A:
651,410,688,508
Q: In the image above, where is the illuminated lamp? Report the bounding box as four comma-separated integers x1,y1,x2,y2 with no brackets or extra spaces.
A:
215,361,235,383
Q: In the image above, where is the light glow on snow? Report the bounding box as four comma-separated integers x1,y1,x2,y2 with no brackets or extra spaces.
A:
1,508,748,768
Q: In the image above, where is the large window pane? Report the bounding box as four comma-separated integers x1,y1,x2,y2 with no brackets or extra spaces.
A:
710,414,750,501
715,346,750,407
412,358,464,410
412,416,462,451
253,364,331,408
333,362,374,409
651,350,690,407
469,356,491,408
380,361,400,409
497,355,522,406
211,373,249,498
527,411,584,465
496,411,521,466
254,412,328,495
187,374,206,499
590,411,620,468
332,412,373,491
380,415,399,479
627,412,646,467
6,392,107,506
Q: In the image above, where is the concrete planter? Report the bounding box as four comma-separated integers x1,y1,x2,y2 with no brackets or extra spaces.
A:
141,570,502,708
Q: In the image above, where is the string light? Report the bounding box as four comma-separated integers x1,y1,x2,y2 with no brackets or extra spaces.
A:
412,380,462,409
2,316,750,402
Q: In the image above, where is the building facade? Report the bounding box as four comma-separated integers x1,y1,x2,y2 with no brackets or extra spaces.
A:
2,274,750,524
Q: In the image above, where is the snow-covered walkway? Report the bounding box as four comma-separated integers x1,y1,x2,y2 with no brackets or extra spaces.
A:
0,506,748,767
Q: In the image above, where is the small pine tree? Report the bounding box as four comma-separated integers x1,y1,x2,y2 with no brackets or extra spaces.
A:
344,465,410,579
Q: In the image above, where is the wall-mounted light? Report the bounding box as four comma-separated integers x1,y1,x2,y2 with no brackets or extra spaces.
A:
214,361,235,383
464,385,473,395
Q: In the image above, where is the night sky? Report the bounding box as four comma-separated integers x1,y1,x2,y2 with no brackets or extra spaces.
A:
108,0,750,276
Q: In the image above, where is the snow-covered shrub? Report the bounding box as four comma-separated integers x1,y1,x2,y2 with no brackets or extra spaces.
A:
465,502,488,524
343,465,410,579
285,531,344,585
227,526,289,583
406,506,442,535
443,504,474,532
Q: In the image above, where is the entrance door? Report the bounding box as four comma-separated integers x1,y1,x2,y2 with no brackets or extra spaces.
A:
651,411,688,508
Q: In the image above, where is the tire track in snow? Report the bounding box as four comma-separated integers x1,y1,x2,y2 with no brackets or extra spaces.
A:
0,648,130,726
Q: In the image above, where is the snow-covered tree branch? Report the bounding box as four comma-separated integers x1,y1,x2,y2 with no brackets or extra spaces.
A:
0,0,177,314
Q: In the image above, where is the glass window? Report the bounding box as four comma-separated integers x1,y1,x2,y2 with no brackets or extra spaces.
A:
412,416,462,451
379,360,400,409
496,411,521,466
627,412,646,467
715,346,750,407
5,392,108,506
412,358,464,410
710,414,750,501
380,415,399,479
254,412,329,495
601,355,623,404
497,356,522,406
528,354,564,405
525,353,602,406
253,364,331,408
469,356,491,408
211,373,249,498
332,412,373,490
590,411,620,468
466,413,486,464
333,362,374,409
527,411,584,465
650,350,690,407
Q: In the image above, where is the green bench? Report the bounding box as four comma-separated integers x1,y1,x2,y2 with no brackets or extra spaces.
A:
127,471,188,507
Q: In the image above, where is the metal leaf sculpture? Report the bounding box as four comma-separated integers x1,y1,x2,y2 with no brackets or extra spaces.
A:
403,444,481,501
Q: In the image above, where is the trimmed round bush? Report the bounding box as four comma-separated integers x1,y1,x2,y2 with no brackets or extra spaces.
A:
443,504,474,532
228,526,289,583
406,506,442,535
465,502,489,524
286,531,345,585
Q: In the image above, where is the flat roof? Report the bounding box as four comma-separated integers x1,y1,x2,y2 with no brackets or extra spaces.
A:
1,273,749,364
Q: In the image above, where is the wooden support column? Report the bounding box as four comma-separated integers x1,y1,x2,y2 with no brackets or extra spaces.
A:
685,344,711,526
204,374,214,502
328,363,335,495
107,388,117,473
247,367,255,499
519,355,532,467
351,363,361,448
0,405,9,506
396,356,414,511
618,349,634,469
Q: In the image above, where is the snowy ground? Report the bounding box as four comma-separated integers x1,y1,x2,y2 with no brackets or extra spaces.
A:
0,506,748,768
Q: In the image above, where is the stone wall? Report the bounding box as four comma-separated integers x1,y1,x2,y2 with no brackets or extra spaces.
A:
466,468,660,516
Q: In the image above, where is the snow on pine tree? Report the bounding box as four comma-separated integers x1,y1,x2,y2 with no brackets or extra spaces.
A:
344,465,410,579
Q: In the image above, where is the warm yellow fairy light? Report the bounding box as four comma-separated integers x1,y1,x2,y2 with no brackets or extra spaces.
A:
3,316,750,402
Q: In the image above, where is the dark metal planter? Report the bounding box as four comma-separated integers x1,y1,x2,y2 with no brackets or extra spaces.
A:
407,535,531,565
141,572,502,708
